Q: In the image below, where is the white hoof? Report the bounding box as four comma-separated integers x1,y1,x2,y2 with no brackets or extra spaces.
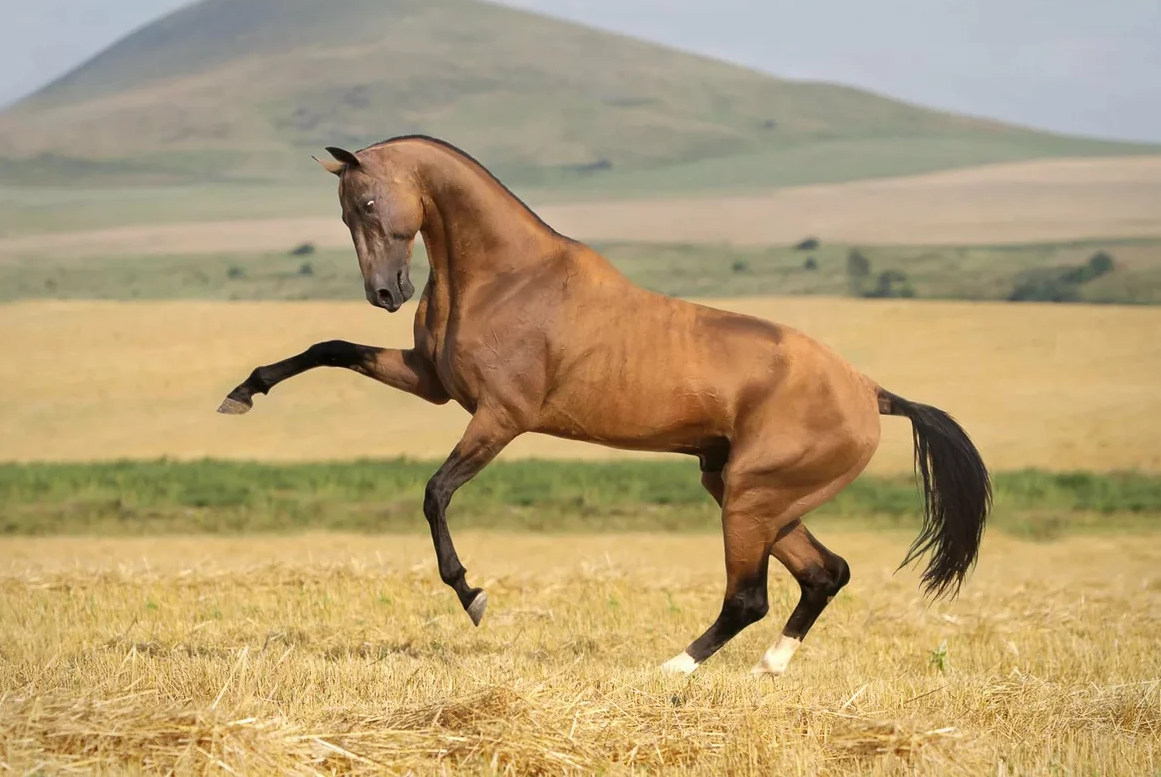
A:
751,636,801,676
660,652,699,676
750,660,786,676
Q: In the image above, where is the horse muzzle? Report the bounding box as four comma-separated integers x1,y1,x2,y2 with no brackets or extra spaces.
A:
366,268,414,312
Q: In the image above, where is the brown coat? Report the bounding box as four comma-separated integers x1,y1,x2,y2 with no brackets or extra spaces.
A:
221,136,991,675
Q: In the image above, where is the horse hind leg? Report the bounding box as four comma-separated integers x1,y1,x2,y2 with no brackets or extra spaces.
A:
746,448,873,676
663,443,871,676
751,519,849,676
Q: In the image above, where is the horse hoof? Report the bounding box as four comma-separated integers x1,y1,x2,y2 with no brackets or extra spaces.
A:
750,636,800,677
466,591,488,626
217,395,252,415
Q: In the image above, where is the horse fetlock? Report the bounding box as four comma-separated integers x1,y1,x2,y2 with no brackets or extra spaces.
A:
245,368,275,395
438,563,468,589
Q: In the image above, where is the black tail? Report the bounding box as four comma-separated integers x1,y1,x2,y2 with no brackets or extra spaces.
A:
879,389,992,599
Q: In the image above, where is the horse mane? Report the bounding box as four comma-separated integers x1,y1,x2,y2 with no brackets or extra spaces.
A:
359,134,569,240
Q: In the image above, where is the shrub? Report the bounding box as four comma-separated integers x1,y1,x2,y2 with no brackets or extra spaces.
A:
864,269,915,298
1087,251,1114,276
1062,251,1115,284
846,249,871,295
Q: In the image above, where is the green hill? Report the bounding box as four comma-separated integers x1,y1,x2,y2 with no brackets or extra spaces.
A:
0,0,1155,191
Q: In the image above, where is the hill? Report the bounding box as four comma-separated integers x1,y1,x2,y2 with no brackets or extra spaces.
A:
0,0,1155,190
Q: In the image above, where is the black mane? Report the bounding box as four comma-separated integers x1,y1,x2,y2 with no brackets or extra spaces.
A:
360,134,567,239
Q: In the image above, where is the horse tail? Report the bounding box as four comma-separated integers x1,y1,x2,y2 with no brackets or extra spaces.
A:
878,388,992,599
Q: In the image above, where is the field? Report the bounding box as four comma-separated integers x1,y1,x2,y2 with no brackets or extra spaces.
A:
2,532,1158,775
2,296,1158,472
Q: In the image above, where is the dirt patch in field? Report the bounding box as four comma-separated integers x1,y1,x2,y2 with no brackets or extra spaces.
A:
2,156,1159,261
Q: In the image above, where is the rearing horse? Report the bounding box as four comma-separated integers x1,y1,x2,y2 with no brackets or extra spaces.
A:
219,135,991,677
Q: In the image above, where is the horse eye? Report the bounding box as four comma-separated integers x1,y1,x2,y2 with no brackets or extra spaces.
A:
363,199,376,212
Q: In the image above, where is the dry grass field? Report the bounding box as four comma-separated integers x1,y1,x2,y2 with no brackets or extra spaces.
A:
2,297,1159,473
2,157,1160,261
1,531,1158,775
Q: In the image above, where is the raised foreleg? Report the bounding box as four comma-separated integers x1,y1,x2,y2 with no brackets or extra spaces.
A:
217,340,449,413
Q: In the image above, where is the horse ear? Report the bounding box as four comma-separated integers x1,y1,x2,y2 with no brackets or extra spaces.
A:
325,146,361,168
312,154,347,176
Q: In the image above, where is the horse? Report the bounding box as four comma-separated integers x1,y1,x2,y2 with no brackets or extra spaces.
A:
218,135,991,677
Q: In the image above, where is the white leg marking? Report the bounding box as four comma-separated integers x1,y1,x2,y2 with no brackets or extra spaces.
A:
750,636,801,676
660,651,699,676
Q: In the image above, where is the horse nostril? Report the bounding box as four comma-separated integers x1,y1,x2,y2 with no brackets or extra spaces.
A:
377,288,392,302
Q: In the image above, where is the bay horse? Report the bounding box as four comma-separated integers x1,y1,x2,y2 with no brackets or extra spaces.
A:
218,135,991,677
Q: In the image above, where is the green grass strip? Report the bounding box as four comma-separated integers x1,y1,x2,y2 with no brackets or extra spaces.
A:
2,459,1159,537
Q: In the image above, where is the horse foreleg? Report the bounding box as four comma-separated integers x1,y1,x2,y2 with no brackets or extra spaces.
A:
661,495,772,675
424,412,517,626
700,470,725,506
217,340,449,414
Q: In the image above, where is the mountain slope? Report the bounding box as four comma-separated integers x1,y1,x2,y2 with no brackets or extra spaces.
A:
0,0,1155,189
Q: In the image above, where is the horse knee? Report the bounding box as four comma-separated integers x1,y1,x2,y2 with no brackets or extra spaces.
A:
723,584,769,629
423,480,448,524
307,340,363,368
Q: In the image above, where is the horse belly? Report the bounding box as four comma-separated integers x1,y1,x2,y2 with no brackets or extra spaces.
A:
536,374,731,455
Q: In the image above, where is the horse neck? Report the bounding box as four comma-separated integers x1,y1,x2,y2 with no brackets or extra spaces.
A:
402,142,559,292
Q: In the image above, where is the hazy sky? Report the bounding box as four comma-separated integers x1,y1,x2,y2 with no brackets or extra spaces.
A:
3,0,1159,142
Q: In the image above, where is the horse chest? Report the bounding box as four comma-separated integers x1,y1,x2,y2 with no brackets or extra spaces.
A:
416,293,541,416
423,330,486,413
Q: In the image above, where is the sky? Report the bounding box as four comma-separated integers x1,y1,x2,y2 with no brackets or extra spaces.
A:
3,0,1160,143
